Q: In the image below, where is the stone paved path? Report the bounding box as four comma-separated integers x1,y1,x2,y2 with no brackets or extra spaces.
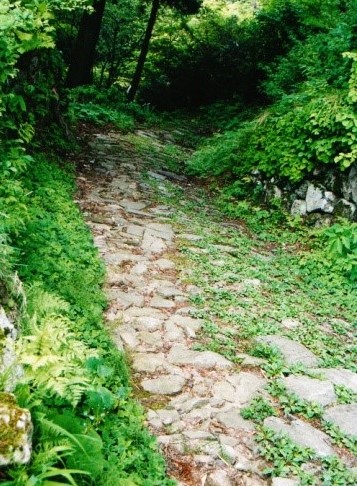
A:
77,130,357,486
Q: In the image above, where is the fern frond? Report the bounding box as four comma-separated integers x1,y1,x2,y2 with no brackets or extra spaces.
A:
39,418,88,456
26,284,70,318
18,290,95,405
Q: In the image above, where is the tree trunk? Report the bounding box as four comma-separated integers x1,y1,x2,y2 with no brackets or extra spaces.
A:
66,0,107,88
127,0,160,102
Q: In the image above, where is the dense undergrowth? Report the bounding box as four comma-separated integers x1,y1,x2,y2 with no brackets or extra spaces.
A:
1,155,174,485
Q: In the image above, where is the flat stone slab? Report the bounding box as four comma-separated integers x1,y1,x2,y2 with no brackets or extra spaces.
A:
141,375,186,395
141,233,167,254
155,258,175,270
206,470,233,486
107,290,144,309
257,335,319,367
311,368,357,393
213,372,266,405
264,417,334,457
120,201,147,211
132,353,166,372
168,345,232,369
157,285,183,298
123,307,166,321
282,375,336,406
215,409,255,431
146,223,174,241
150,295,176,309
324,404,357,437
272,479,299,486
167,315,203,337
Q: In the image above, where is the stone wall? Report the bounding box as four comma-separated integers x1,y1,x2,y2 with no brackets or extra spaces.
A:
262,163,357,224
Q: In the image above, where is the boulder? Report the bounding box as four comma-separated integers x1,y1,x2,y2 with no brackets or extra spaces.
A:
290,199,307,216
306,184,336,213
334,199,356,221
0,393,33,466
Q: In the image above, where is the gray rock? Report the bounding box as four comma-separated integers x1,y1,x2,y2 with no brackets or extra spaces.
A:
172,396,210,413
206,470,233,486
132,353,166,372
0,307,16,339
147,171,166,181
183,430,214,440
157,285,183,298
123,306,166,321
107,290,144,309
243,278,261,287
256,335,319,367
146,223,174,241
243,476,267,486
264,417,334,457
141,375,186,395
295,181,309,199
291,199,307,216
118,330,138,349
164,321,185,341
155,258,175,270
136,331,163,348
282,375,336,406
212,373,265,406
120,201,147,211
311,368,357,393
324,404,357,437
272,479,299,486
141,233,167,254
334,199,356,221
126,224,145,236
180,234,202,241
236,353,266,367
150,295,176,309
157,434,186,453
132,316,163,332
130,263,148,275
306,184,336,213
281,318,301,330
216,409,255,431
168,345,233,369
156,409,180,425
194,454,215,465
342,163,357,204
167,315,203,338
0,393,33,466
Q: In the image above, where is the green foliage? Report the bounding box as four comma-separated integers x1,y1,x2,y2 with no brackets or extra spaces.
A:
322,421,357,456
188,79,356,182
322,222,357,282
321,456,357,485
334,385,357,405
96,0,145,87
267,381,323,420
67,86,159,130
186,1,357,191
241,396,277,423
18,286,94,407
255,426,314,478
2,152,172,484
69,102,135,131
